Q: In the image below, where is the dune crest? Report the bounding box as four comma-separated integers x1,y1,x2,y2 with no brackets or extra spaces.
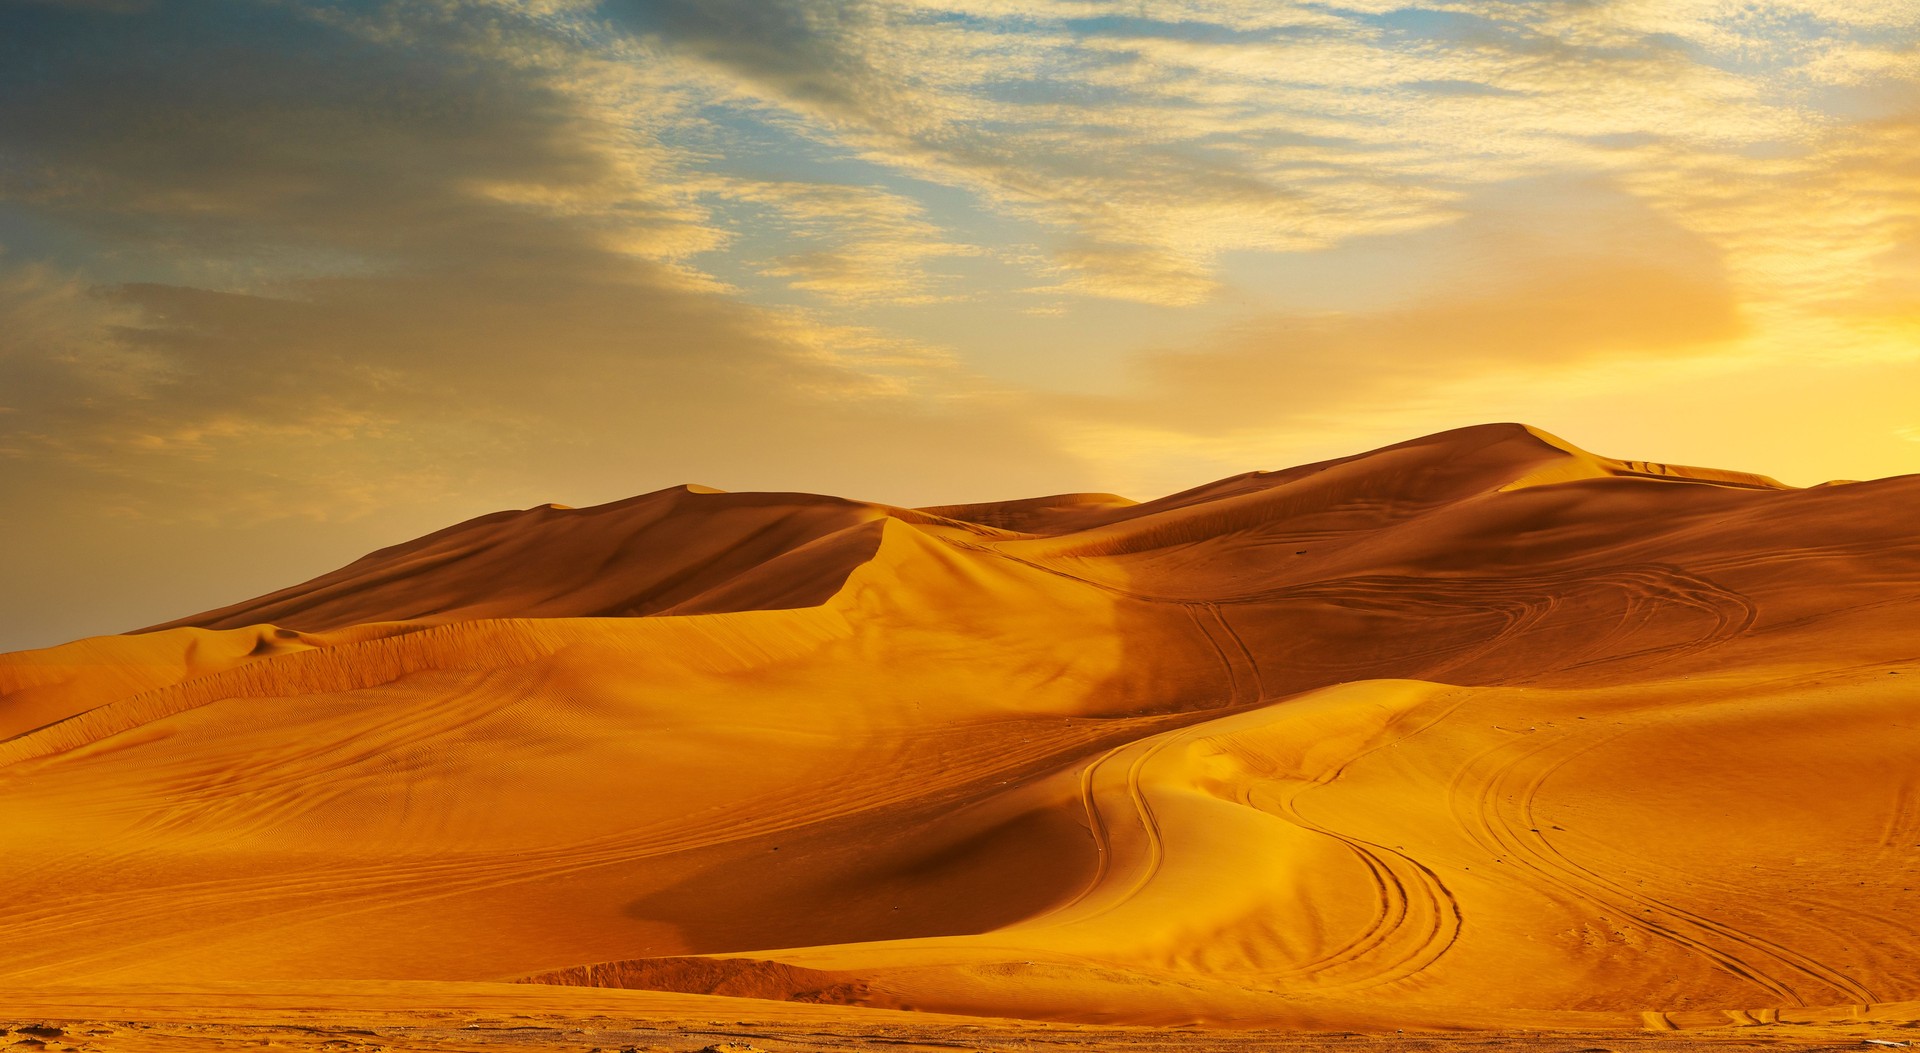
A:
1501,425,1789,491
2,424,1917,1032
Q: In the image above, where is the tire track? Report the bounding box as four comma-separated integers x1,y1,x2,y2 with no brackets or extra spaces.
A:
1205,602,1267,703
1246,782,1462,992
1449,725,1878,1006
1052,736,1176,925
961,534,1758,689
1055,743,1129,918
1879,781,1919,860
1225,688,1475,992
1503,754,1878,1005
1448,732,1803,1004
0,712,1197,978
1555,566,1758,673
1182,604,1244,706
1535,794,1920,986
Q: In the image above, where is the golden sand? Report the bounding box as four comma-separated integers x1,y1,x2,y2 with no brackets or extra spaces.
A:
3,424,1916,1045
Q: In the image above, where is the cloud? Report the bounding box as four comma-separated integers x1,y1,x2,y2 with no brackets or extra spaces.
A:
720,180,980,303
0,0,723,278
598,0,1919,316
1097,177,1747,432
0,0,1102,653
613,0,900,120
7,0,148,10
0,253,1065,523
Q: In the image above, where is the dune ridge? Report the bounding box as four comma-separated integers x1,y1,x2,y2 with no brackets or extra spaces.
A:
2,422,1917,1033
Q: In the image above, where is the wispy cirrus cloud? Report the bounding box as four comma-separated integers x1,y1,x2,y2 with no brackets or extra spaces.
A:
717,180,981,303
603,0,1918,317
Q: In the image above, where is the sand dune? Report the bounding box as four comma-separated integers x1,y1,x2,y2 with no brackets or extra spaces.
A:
3,423,1917,1036
137,487,903,633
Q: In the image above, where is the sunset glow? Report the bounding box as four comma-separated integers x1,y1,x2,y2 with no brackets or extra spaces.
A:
2,0,1917,649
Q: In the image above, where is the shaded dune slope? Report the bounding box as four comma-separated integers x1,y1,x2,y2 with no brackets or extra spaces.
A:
2,423,1917,1030
138,487,908,633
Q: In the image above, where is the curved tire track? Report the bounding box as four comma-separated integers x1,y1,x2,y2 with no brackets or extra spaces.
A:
1448,726,1878,1007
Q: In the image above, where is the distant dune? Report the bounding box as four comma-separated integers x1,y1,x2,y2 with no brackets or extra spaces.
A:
3,423,1918,1034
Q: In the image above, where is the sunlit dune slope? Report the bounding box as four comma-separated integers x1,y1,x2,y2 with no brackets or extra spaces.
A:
2,423,1917,1030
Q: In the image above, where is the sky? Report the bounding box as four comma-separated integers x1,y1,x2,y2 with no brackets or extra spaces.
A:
2,0,1917,651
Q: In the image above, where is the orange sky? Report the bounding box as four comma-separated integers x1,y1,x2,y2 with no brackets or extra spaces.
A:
1,0,1917,650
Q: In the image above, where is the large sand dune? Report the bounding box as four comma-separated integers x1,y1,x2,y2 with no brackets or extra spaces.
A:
4,423,1918,1037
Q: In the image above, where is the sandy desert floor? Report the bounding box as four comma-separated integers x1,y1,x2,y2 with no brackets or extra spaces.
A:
4,984,1919,1052
3,424,1917,1046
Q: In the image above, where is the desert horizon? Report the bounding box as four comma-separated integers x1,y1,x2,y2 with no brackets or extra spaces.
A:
6,1,1919,1049
4,422,1919,1050
7,0,1920,657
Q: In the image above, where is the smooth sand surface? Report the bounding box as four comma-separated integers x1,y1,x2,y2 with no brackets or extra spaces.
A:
3,423,1917,1042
